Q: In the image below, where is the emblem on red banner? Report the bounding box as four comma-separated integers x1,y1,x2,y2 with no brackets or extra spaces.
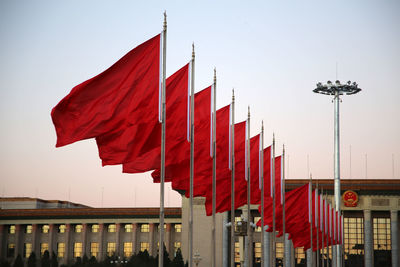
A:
343,190,358,207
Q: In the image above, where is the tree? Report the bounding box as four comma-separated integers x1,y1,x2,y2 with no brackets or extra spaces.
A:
155,244,170,267
51,252,58,267
41,251,50,267
170,249,184,267
28,252,37,267
13,255,23,267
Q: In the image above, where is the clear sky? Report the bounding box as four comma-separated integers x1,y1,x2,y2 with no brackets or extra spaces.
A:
0,1,399,208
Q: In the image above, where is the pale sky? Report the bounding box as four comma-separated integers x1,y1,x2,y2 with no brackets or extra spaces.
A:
0,1,399,208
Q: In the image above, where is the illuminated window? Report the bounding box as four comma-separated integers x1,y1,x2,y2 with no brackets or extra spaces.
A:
92,224,99,233
141,224,149,233
125,224,133,233
107,242,116,256
74,243,83,258
140,242,149,252
174,242,181,252
343,216,364,263
42,225,50,233
295,247,305,264
24,243,32,258
26,225,32,234
254,217,262,232
108,224,116,233
234,242,240,263
57,243,65,258
234,216,242,232
75,225,83,233
9,225,16,234
157,224,166,231
123,242,133,257
90,243,99,258
59,225,66,233
40,243,49,256
7,243,15,257
373,217,391,251
276,242,284,260
175,224,182,233
254,242,261,263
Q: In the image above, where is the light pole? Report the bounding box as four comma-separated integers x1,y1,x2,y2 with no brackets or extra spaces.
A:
313,80,361,267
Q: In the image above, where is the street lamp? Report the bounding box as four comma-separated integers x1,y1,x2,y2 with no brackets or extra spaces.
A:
313,80,361,267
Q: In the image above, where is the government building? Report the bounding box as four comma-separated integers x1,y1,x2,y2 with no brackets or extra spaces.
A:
1,179,399,267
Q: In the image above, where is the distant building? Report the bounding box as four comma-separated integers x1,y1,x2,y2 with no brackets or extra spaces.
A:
1,179,399,267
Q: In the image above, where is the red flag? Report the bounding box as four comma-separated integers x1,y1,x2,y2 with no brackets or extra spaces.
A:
249,134,261,204
107,63,190,172
52,34,161,148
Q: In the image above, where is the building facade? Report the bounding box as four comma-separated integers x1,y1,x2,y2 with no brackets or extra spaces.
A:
1,179,399,267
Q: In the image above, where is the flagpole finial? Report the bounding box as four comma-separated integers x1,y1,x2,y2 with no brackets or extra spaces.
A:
232,88,235,102
213,68,216,84
283,144,285,154
248,106,250,119
273,133,275,143
163,11,167,30
261,120,264,132
192,43,195,60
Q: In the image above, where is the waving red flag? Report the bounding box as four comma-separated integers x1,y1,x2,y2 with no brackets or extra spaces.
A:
52,34,161,148
249,134,261,204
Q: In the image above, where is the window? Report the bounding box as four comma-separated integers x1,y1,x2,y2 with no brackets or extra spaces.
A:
140,242,149,252
254,217,262,232
234,242,240,263
57,243,65,258
254,242,261,263
26,225,32,234
42,225,50,233
107,242,116,257
125,224,133,233
108,224,116,233
75,225,83,233
343,216,364,264
7,244,15,258
295,247,305,264
174,242,181,252
373,217,391,251
58,225,66,233
74,242,83,258
141,224,149,233
123,242,133,257
276,242,284,260
9,225,16,234
24,243,32,258
40,243,49,256
174,224,182,233
92,224,99,233
90,243,99,258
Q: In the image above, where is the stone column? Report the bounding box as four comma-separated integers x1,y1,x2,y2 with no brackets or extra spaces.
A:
98,224,105,261
65,224,72,264
364,209,373,267
306,249,313,267
82,224,88,258
132,223,138,254
149,223,156,256
48,224,56,256
391,210,399,267
116,223,121,257
264,230,270,267
165,224,172,258
222,213,229,267
0,225,5,258
15,224,22,258
32,224,39,257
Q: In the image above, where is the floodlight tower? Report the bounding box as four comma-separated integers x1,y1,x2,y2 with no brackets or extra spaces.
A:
313,80,361,267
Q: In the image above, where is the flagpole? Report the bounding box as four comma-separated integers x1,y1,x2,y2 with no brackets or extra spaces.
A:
272,134,276,267
316,182,319,267
260,122,265,267
321,188,325,267
326,193,330,267
211,68,217,267
282,145,286,267
189,43,195,267
159,12,167,267
246,107,252,267
309,174,313,267
230,89,235,267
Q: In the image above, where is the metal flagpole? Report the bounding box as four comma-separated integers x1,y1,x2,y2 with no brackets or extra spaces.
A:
159,12,167,267
326,193,330,267
272,134,276,267
309,175,313,267
260,122,265,267
246,107,252,267
211,68,217,267
282,145,286,267
316,182,319,267
321,188,325,267
230,90,235,267
189,43,195,267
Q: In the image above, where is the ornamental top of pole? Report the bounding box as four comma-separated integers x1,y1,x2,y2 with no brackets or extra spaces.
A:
192,43,195,60
232,88,235,102
313,80,361,96
213,68,216,84
163,11,167,30
248,106,250,119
